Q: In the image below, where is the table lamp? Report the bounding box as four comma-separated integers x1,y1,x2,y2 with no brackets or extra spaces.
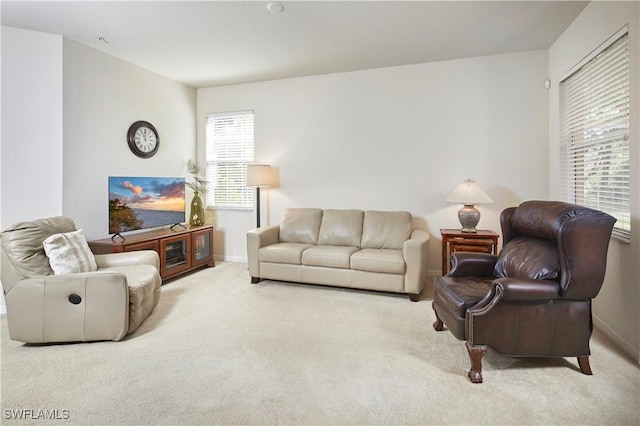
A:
246,164,271,228
446,179,493,233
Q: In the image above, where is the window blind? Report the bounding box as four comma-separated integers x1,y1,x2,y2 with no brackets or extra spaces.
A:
560,30,630,242
205,111,255,209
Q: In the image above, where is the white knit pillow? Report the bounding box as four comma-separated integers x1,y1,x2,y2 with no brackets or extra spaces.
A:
43,229,97,275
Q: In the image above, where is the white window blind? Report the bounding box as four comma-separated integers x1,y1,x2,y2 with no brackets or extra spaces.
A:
205,111,254,209
560,29,630,242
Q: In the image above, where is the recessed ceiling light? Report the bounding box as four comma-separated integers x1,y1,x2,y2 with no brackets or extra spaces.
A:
266,2,285,13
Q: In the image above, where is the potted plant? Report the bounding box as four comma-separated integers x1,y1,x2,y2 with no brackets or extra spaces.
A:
186,159,208,226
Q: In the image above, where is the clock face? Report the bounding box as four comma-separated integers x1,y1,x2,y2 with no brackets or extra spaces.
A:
134,127,158,153
127,121,159,158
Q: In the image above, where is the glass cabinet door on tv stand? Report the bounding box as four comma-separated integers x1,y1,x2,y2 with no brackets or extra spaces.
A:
160,233,192,278
191,227,213,269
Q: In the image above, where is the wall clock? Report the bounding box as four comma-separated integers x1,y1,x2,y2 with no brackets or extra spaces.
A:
127,121,159,158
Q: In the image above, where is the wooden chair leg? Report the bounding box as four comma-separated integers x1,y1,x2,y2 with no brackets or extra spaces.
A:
578,356,593,375
466,341,488,384
432,302,444,331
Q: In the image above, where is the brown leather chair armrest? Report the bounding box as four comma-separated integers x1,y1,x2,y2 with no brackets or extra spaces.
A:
493,277,561,301
469,277,561,313
448,252,497,277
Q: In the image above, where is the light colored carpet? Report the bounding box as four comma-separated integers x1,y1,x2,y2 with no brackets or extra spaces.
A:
1,261,638,425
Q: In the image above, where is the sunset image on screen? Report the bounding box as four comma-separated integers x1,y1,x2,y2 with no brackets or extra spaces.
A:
109,176,186,234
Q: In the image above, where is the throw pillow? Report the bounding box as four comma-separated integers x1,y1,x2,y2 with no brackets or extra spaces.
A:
43,229,98,275
494,236,560,280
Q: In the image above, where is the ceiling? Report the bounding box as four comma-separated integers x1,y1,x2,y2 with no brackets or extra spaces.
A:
1,1,588,88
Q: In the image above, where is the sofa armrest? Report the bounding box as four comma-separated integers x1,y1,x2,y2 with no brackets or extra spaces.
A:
5,271,130,343
247,225,280,278
95,250,160,270
403,230,430,296
448,252,497,277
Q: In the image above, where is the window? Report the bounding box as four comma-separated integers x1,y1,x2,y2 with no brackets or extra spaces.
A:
560,28,630,242
205,111,254,209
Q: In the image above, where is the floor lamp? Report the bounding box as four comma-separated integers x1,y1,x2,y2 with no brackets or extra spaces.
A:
246,164,272,228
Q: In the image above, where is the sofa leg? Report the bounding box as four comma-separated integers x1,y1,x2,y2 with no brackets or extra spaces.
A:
251,277,260,284
466,341,488,384
409,293,419,302
577,356,593,375
432,301,444,331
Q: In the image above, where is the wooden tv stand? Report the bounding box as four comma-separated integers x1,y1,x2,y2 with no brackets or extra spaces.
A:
89,225,215,281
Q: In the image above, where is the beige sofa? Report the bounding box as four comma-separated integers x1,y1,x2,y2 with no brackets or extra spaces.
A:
247,208,429,301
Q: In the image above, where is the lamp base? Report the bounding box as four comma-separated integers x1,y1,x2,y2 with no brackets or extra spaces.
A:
458,204,480,233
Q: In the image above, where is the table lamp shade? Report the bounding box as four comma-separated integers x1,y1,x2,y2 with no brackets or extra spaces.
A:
246,164,272,187
446,179,493,205
446,179,493,233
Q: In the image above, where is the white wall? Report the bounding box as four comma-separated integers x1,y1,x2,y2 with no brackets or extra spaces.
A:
0,30,196,314
63,39,197,240
1,27,63,228
1,26,64,315
198,50,550,272
549,1,640,362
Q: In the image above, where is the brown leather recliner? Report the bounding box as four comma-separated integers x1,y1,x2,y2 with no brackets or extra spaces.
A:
433,201,616,383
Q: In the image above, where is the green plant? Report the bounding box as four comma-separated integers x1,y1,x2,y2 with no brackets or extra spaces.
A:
186,159,209,194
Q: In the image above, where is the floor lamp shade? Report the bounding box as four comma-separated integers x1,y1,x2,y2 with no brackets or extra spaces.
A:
246,164,271,228
446,179,493,233
247,165,272,188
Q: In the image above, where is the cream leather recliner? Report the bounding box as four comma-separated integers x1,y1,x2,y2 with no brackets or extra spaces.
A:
1,216,161,343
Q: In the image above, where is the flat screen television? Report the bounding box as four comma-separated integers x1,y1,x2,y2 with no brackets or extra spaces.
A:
109,176,186,235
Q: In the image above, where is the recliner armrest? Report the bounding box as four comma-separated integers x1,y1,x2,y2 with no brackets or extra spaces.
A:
95,250,160,270
449,252,497,277
493,277,561,301
469,277,561,314
5,271,130,343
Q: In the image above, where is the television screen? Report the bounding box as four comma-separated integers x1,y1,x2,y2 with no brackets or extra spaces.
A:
109,176,186,235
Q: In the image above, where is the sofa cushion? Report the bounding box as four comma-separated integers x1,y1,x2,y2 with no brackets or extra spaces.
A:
279,208,323,245
259,243,314,265
1,216,77,279
302,245,359,269
318,209,364,247
434,275,494,318
360,211,412,249
494,236,560,280
351,249,406,274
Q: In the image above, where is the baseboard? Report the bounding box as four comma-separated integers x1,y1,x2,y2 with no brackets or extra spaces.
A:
427,269,441,278
214,255,247,263
593,314,639,364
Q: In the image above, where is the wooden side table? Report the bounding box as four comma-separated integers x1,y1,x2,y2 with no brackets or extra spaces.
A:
440,228,499,275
